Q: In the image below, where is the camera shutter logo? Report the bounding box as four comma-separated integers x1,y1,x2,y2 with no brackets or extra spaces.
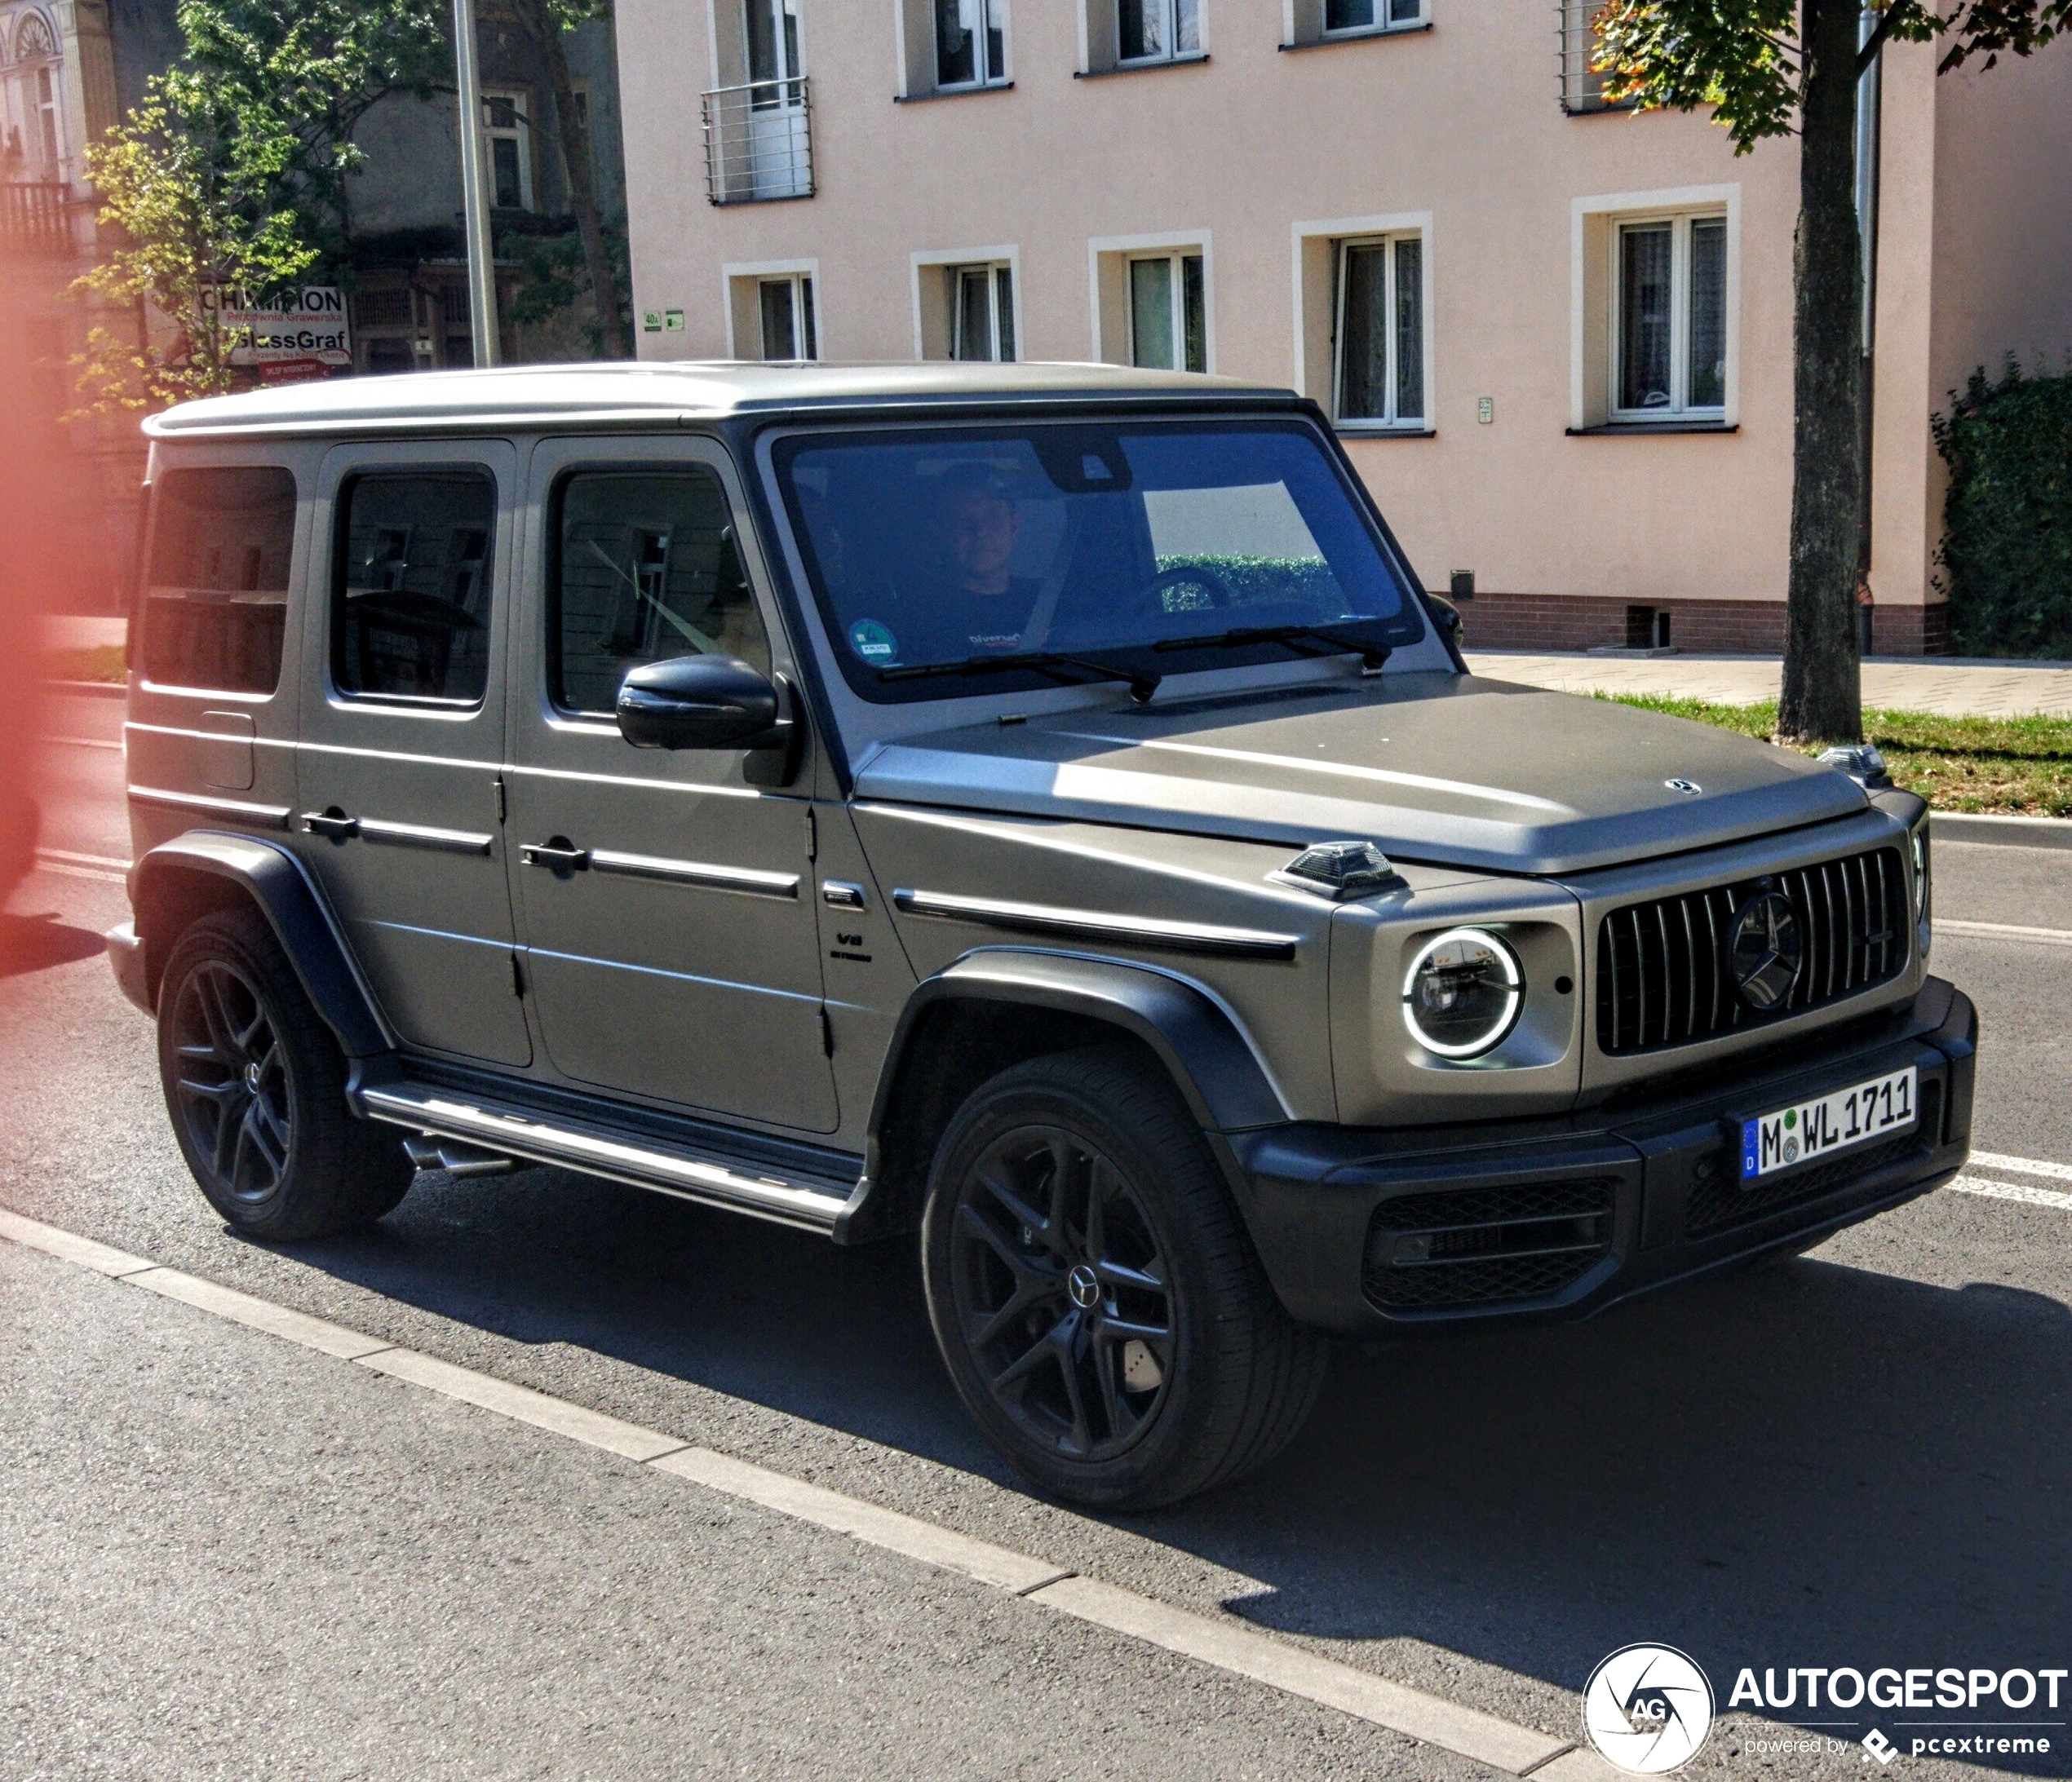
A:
1582,1644,1716,1775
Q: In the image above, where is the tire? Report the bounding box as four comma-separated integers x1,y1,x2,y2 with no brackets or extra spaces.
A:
157,907,414,1240
920,1044,1326,1510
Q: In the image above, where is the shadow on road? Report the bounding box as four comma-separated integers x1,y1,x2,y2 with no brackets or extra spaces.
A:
0,914,108,979
278,1155,2072,1761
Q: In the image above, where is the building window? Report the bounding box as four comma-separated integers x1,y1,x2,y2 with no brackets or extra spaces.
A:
1127,251,1205,372
1557,0,1631,113
1119,0,1201,63
758,272,817,360
482,90,533,210
950,263,1015,360
1613,213,1726,418
936,0,1007,85
1335,232,1423,427
1326,0,1422,33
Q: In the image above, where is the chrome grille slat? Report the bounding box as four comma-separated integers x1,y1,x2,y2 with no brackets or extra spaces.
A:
1595,845,1909,1057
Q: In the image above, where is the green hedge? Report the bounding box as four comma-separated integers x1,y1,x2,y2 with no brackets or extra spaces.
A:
1154,554,1342,610
1932,360,2072,659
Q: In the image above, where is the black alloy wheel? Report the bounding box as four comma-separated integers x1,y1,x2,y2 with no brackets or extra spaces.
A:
922,1045,1327,1509
948,1123,1175,1464
169,957,295,1206
156,908,414,1240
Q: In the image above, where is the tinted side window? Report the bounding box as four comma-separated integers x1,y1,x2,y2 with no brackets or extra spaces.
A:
141,467,295,693
552,469,770,715
334,470,497,703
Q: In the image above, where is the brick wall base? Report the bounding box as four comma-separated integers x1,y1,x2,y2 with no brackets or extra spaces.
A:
1451,593,1951,657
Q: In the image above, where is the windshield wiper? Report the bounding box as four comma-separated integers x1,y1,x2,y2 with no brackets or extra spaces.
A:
879,649,1162,705
1151,622,1392,674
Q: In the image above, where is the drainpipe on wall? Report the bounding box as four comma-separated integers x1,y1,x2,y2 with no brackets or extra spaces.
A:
1855,4,1884,652
452,0,501,368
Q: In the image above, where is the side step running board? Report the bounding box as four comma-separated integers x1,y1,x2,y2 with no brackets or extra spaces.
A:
356,1077,859,1234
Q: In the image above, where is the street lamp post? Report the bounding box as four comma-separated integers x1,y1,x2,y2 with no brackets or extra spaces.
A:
451,0,500,368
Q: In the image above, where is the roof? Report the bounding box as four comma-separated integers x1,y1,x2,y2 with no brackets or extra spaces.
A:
143,360,1292,439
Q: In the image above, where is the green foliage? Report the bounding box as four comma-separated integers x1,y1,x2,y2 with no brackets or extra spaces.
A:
71,87,319,412
1154,555,1343,609
1932,360,2072,658
504,214,632,355
1590,2,2070,151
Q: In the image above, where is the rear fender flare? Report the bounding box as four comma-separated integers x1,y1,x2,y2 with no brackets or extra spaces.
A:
130,832,393,1060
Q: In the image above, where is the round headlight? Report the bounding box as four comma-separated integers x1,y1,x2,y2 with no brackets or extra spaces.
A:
1910,827,1930,923
1401,927,1524,1059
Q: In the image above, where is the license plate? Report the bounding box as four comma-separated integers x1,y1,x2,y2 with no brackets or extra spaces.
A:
1740,1067,1917,1182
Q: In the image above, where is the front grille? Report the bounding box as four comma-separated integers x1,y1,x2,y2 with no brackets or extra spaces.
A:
1596,846,1908,1056
1363,1178,1617,1311
1685,1081,1939,1236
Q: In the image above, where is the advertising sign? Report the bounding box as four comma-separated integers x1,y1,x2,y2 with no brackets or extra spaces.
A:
205,286,353,383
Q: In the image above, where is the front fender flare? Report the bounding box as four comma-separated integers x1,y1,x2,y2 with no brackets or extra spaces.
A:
127,831,393,1060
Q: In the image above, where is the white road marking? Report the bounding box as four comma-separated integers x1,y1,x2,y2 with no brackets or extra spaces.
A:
0,1205,1581,1776
1936,918,2072,947
42,736,124,752
37,847,131,871
1949,1177,2072,1212
1970,1150,2072,1183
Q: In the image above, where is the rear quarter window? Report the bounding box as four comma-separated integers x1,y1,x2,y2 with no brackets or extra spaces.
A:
140,467,297,694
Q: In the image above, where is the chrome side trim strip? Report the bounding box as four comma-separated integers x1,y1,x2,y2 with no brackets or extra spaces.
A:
127,786,292,829
892,889,1301,962
355,817,496,856
357,1083,852,1231
588,851,800,898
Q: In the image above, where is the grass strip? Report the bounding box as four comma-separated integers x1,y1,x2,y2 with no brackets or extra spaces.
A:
43,644,126,683
1602,693,2072,817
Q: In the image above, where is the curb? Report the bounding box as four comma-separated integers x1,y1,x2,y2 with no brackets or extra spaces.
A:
1931,811,2072,851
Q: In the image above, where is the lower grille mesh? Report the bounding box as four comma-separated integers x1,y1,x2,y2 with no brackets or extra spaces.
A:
1362,1178,1618,1311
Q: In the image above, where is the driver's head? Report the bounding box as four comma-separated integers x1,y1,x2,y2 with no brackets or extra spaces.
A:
939,462,1020,592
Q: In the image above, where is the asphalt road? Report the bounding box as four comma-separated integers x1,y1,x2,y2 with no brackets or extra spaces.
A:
3,701,2068,1781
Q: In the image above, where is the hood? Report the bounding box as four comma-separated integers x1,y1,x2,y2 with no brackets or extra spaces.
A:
850,672,1868,876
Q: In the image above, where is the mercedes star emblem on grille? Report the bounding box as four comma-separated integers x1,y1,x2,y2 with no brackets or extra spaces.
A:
1725,890,1804,1010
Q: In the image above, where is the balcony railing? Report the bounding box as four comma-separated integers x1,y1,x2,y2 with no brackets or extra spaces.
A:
701,77,814,206
1,181,80,258
1557,0,1633,113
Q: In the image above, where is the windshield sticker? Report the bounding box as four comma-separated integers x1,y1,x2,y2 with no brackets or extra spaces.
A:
849,618,898,663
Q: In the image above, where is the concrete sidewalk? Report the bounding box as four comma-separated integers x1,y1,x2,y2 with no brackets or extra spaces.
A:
1464,650,2072,719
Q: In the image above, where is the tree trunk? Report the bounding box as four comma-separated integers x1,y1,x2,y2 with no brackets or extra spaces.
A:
1778,0,1865,744
525,4,628,359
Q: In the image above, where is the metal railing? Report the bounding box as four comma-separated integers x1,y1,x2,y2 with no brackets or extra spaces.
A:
1,181,79,258
701,77,814,206
1556,0,1632,113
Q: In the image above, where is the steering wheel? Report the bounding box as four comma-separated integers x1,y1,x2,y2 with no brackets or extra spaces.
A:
1137,562,1237,617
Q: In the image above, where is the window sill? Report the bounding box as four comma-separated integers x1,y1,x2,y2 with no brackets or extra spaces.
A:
1566,419,1738,436
1336,423,1434,439
1280,21,1431,50
1075,52,1210,78
895,79,1014,104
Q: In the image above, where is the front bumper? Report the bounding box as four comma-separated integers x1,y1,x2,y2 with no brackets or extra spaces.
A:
1225,977,1977,1337
105,920,153,1015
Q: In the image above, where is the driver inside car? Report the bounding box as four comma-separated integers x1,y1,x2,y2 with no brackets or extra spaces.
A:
932,463,1043,655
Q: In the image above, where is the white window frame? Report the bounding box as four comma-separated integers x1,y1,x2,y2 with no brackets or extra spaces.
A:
480,87,534,211
1330,228,1429,430
1088,231,1213,371
911,246,1022,360
1117,0,1204,66
1319,0,1424,40
724,258,821,360
1608,210,1728,422
934,0,1010,88
1570,184,1740,431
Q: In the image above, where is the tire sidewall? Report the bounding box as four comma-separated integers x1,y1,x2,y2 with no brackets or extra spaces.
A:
921,1058,1239,1508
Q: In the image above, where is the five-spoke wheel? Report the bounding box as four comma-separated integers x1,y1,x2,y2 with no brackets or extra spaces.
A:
169,958,294,1206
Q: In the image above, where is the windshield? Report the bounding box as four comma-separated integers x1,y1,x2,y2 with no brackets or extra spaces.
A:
772,419,1424,702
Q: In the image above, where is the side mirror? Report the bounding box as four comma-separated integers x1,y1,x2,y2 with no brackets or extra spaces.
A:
1427,594,1463,645
616,654,781,751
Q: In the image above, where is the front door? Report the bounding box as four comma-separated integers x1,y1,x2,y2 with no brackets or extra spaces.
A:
504,436,836,1133
745,0,808,199
293,440,530,1067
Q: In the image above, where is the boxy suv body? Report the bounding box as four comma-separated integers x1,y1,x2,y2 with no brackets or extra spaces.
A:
108,363,1975,1506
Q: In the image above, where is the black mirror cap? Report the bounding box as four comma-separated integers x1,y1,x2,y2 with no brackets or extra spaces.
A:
1427,593,1463,638
616,653,781,751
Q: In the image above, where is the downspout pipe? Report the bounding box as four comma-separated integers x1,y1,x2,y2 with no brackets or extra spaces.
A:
452,0,502,367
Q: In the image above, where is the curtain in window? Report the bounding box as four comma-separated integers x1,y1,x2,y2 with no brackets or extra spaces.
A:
936,0,977,84
1337,244,1387,421
1619,224,1673,410
1392,236,1423,421
1688,218,1727,409
1181,254,1206,373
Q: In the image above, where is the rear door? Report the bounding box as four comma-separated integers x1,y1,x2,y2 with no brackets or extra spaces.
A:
503,435,837,1132
291,440,531,1067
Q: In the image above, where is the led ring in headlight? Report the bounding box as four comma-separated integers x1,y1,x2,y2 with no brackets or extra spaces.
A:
1402,927,1523,1059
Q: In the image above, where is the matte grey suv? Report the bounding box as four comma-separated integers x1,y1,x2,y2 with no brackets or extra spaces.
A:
108,363,1974,1507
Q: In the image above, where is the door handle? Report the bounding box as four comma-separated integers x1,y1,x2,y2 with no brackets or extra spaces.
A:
520,839,591,871
301,809,360,839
